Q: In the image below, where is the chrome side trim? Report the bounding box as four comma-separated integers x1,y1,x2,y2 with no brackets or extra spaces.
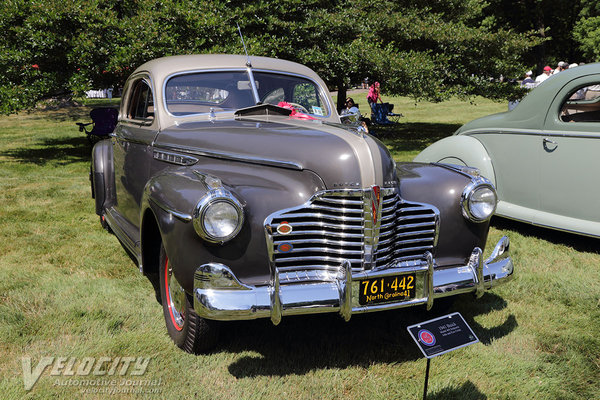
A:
496,210,600,239
148,197,192,222
153,143,304,171
104,208,142,267
153,149,198,166
465,128,600,140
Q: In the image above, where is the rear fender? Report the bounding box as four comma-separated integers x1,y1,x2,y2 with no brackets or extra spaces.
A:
414,135,496,187
91,140,115,215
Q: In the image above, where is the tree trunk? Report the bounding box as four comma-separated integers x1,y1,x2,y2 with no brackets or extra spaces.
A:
336,84,347,114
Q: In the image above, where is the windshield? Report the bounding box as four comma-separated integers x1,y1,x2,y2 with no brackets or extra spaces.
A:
165,70,329,117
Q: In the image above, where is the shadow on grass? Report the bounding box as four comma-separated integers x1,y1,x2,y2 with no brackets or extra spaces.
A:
491,216,600,254
428,381,487,400
22,106,95,122
222,292,514,378
1,135,92,165
374,122,461,153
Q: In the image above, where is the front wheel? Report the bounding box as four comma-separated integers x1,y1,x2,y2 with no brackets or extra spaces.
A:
159,244,219,353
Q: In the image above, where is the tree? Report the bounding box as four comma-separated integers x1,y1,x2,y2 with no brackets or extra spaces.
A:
573,0,600,62
0,0,541,114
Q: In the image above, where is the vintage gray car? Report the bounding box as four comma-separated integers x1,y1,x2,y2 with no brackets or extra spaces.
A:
90,54,514,353
415,63,600,238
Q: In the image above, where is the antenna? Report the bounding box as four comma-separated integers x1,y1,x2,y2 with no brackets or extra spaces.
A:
236,23,251,67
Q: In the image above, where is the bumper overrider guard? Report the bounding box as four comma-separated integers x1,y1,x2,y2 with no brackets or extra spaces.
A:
193,236,513,324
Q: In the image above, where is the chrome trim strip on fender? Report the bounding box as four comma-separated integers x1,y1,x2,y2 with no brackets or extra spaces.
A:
153,149,198,166
148,197,192,222
153,143,304,171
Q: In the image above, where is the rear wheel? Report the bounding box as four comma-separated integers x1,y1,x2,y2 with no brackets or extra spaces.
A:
159,244,219,354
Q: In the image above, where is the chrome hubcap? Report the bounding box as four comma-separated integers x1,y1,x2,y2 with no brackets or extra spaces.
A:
166,260,186,329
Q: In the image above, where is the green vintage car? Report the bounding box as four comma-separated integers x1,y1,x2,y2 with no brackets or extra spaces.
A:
415,62,600,237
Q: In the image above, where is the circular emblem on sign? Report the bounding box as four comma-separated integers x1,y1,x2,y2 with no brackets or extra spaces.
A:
277,221,293,235
277,243,293,253
418,329,436,346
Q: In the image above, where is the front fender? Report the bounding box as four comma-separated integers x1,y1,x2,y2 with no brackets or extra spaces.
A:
414,135,496,187
140,164,326,293
397,162,490,268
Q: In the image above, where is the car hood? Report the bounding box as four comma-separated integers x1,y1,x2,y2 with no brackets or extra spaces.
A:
153,116,396,190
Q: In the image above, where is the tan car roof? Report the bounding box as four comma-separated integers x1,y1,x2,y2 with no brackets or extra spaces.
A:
135,54,322,82
128,54,337,127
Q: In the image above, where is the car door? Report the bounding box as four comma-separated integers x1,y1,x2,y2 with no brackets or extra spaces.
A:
113,75,158,229
538,74,600,233
472,131,541,223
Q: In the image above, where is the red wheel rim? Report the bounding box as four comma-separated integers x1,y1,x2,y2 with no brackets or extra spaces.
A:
164,256,184,331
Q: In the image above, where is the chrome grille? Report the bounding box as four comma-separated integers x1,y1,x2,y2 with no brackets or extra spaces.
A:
376,191,438,266
265,188,438,284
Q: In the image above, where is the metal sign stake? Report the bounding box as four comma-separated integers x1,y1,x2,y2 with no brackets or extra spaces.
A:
423,358,431,400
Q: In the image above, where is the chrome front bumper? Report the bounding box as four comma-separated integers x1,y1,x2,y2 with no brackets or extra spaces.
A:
193,236,513,324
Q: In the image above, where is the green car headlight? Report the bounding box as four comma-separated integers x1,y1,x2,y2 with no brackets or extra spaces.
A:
193,190,244,243
462,182,497,223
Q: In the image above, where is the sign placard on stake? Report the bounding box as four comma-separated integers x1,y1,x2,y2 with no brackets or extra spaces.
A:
407,312,479,359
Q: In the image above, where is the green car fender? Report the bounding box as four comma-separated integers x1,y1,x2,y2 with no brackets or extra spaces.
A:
413,135,496,187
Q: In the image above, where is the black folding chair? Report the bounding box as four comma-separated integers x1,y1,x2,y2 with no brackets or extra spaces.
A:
76,107,118,143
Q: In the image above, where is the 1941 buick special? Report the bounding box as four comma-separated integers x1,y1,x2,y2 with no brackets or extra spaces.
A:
90,54,514,353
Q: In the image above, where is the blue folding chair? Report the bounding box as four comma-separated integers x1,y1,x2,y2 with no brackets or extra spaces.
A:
370,103,402,124
76,107,118,143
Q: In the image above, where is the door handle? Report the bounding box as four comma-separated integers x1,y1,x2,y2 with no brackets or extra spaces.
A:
543,138,558,145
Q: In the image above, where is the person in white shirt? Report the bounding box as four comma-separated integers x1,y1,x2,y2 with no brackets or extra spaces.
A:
535,66,552,83
553,61,568,74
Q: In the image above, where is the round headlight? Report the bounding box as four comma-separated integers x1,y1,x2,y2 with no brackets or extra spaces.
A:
193,190,244,243
462,184,497,222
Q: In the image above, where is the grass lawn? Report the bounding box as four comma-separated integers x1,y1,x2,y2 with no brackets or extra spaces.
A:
0,98,598,400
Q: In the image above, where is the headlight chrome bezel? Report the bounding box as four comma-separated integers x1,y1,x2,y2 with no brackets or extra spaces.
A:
192,188,244,244
461,179,498,223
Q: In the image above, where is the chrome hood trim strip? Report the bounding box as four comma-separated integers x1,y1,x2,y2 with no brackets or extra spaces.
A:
153,143,304,170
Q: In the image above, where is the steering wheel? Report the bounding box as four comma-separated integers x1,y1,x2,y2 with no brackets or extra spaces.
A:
288,102,310,114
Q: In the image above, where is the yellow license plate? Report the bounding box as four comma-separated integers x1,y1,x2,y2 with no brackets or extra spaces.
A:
359,274,416,305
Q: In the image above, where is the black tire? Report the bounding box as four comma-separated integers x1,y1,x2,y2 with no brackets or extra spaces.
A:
159,244,219,354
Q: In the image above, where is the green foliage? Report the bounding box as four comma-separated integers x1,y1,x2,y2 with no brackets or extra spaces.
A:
0,0,541,114
574,16,600,61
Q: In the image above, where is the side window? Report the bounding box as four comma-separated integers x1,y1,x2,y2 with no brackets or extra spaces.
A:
127,79,154,121
561,84,600,122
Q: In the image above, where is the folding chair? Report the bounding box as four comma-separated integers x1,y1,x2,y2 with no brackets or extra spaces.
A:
76,107,118,143
370,103,403,125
